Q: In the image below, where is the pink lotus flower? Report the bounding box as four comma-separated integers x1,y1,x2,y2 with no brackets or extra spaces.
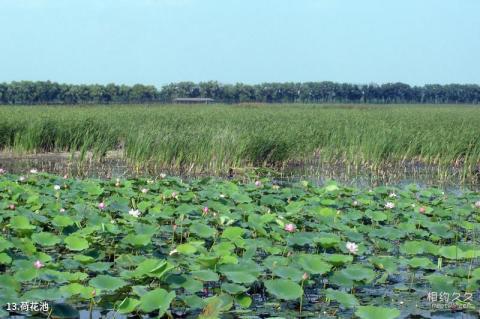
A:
203,206,209,215
8,204,15,210
63,174,68,179
34,260,44,269
385,202,395,209
475,201,480,209
98,202,106,210
255,180,262,187
0,168,5,174
173,224,177,231
284,223,296,232
346,242,359,254
419,207,426,214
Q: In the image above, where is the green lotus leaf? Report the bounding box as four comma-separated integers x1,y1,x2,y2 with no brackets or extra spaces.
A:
9,216,35,230
89,275,127,292
272,266,304,281
177,243,198,255
64,235,89,251
14,268,38,282
0,236,14,252
190,223,216,238
369,256,398,274
219,261,262,284
138,288,176,314
123,234,152,247
181,295,205,309
325,288,359,308
22,287,65,301
117,297,141,314
438,246,464,260
31,232,61,246
426,274,456,294
52,215,75,227
231,193,252,203
407,257,436,269
59,283,95,299
83,182,104,196
366,211,388,222
0,253,12,265
86,262,112,272
198,294,233,318
221,283,248,294
191,270,220,282
340,265,376,283
296,254,332,275
221,227,245,241
264,279,303,300
315,233,341,248
322,254,353,266
235,294,252,308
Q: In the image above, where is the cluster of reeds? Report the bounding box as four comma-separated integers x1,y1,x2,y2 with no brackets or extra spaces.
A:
0,104,479,180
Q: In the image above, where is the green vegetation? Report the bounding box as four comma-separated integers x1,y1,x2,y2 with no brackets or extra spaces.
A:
1,81,480,104
1,104,479,180
0,172,479,318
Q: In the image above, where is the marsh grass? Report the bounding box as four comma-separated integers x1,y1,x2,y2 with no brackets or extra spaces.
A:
0,104,479,180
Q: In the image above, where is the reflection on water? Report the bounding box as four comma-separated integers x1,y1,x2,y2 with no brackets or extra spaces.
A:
0,152,478,191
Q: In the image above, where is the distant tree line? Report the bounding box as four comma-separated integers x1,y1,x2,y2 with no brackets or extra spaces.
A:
1,81,480,104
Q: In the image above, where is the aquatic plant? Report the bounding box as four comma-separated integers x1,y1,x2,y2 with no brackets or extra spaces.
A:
0,104,479,182
0,172,479,318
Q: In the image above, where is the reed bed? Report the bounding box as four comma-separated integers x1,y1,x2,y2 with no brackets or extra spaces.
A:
0,104,479,179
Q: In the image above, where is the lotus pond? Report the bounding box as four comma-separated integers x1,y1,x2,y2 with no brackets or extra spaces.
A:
0,171,480,319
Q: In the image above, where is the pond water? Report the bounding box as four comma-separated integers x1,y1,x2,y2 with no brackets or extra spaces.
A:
0,152,478,192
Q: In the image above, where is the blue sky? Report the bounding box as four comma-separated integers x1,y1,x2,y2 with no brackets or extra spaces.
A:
0,0,479,86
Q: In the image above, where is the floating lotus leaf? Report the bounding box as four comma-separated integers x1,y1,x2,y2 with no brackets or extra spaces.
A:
52,215,74,227
64,235,89,251
340,265,376,283
31,232,61,246
264,279,303,300
89,275,127,292
117,297,141,314
219,261,262,284
9,216,35,230
138,288,176,314
325,288,359,308
296,254,332,275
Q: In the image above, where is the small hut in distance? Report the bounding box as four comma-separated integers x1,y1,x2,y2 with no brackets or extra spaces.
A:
173,98,214,104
